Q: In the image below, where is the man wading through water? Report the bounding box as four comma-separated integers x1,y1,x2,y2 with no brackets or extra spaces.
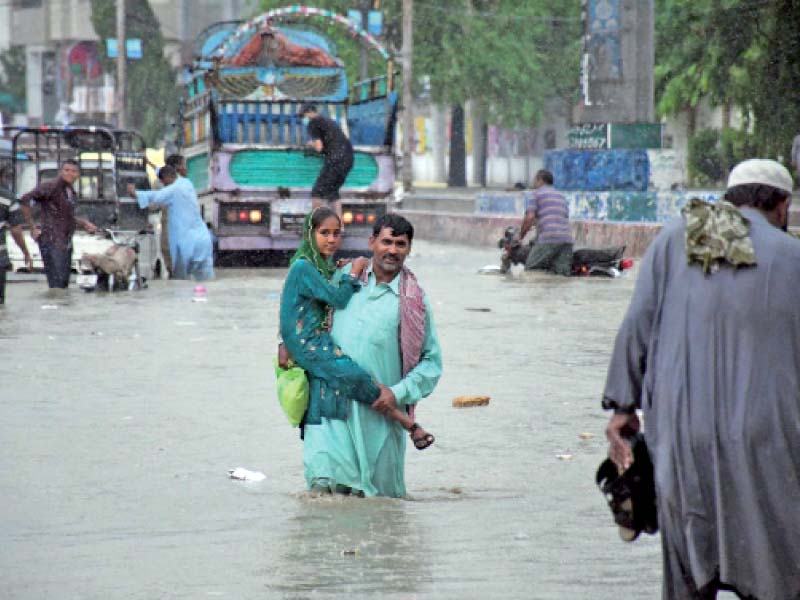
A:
603,159,800,600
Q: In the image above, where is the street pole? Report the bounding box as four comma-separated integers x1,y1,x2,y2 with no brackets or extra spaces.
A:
401,0,413,192
116,0,126,128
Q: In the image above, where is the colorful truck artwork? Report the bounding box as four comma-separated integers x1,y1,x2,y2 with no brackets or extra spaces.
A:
181,6,399,257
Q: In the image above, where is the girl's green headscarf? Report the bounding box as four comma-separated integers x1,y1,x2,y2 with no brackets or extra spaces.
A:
289,207,337,279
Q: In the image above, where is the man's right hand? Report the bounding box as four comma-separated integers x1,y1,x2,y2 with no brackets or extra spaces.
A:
605,411,641,471
372,384,397,415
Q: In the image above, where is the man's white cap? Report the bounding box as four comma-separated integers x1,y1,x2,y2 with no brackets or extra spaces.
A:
727,159,794,194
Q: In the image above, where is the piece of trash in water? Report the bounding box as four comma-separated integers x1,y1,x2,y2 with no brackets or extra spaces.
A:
556,453,574,461
579,432,595,440
477,265,504,274
41,304,58,310
266,292,280,299
228,468,266,482
452,395,491,408
341,548,360,556
192,285,208,302
465,307,492,313
91,331,104,337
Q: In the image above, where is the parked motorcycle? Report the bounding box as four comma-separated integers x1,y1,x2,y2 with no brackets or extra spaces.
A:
497,226,634,277
77,229,144,292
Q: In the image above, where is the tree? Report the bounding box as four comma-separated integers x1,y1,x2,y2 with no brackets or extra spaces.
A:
90,0,178,146
655,0,800,161
0,46,27,114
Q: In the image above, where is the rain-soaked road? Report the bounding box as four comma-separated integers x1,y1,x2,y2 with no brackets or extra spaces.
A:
0,240,680,599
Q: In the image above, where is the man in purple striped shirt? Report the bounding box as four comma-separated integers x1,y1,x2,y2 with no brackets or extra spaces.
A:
511,169,574,276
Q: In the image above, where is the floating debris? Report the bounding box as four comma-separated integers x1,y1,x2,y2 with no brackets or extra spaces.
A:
477,265,504,274
556,453,574,461
341,549,360,556
41,305,58,310
228,468,266,482
453,395,491,408
465,307,492,312
579,432,595,440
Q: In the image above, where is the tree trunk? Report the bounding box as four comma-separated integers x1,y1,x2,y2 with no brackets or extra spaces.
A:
448,104,466,187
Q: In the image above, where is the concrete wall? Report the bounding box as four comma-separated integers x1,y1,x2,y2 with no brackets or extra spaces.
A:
397,209,662,257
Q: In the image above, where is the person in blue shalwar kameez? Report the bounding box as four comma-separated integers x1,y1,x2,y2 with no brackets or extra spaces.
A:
127,166,214,280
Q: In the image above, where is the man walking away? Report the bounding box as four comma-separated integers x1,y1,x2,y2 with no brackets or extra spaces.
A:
20,159,98,289
508,169,573,276
0,185,33,304
603,159,800,600
300,103,354,217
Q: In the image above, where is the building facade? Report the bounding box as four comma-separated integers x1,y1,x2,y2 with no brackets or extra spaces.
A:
0,0,256,126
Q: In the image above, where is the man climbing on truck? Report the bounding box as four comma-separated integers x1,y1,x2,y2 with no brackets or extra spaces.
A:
300,103,354,218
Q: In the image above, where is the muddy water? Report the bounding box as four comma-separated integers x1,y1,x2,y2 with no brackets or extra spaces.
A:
1,240,712,599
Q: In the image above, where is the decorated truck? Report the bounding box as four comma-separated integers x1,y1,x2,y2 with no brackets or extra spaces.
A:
5,125,166,281
181,6,399,257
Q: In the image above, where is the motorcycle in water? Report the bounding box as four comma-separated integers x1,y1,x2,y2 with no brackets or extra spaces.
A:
77,229,144,292
496,226,634,277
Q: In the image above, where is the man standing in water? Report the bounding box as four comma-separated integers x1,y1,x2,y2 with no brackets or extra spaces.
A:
303,214,443,498
0,185,32,304
299,103,354,217
20,159,98,289
603,159,800,599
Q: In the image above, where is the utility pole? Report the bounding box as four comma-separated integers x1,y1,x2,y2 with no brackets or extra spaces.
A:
358,0,370,81
116,0,126,128
401,0,413,192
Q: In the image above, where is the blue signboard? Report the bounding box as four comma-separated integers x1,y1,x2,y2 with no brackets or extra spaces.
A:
106,38,142,59
587,0,621,80
347,10,363,29
368,11,383,36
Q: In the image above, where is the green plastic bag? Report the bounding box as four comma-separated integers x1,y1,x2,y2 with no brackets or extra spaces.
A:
273,357,309,427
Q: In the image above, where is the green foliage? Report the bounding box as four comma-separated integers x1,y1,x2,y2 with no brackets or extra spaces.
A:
90,0,178,146
688,128,722,186
0,46,27,112
688,126,758,185
656,0,800,161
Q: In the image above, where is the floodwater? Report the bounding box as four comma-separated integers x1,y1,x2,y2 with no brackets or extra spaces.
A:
1,240,707,599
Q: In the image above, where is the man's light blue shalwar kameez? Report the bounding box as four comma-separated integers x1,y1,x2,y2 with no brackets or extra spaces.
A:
303,267,442,498
136,177,214,280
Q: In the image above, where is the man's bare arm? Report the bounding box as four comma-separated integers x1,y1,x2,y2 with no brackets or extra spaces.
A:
518,210,536,240
75,216,98,234
9,224,32,271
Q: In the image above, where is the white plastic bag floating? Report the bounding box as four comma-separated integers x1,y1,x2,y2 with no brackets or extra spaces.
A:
228,468,266,482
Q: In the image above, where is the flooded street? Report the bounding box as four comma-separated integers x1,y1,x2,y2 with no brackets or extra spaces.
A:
0,240,667,599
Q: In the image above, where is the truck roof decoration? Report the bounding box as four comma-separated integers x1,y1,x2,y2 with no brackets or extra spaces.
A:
214,6,391,62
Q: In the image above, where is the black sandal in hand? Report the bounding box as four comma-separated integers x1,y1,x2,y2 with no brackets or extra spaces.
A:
409,423,435,450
